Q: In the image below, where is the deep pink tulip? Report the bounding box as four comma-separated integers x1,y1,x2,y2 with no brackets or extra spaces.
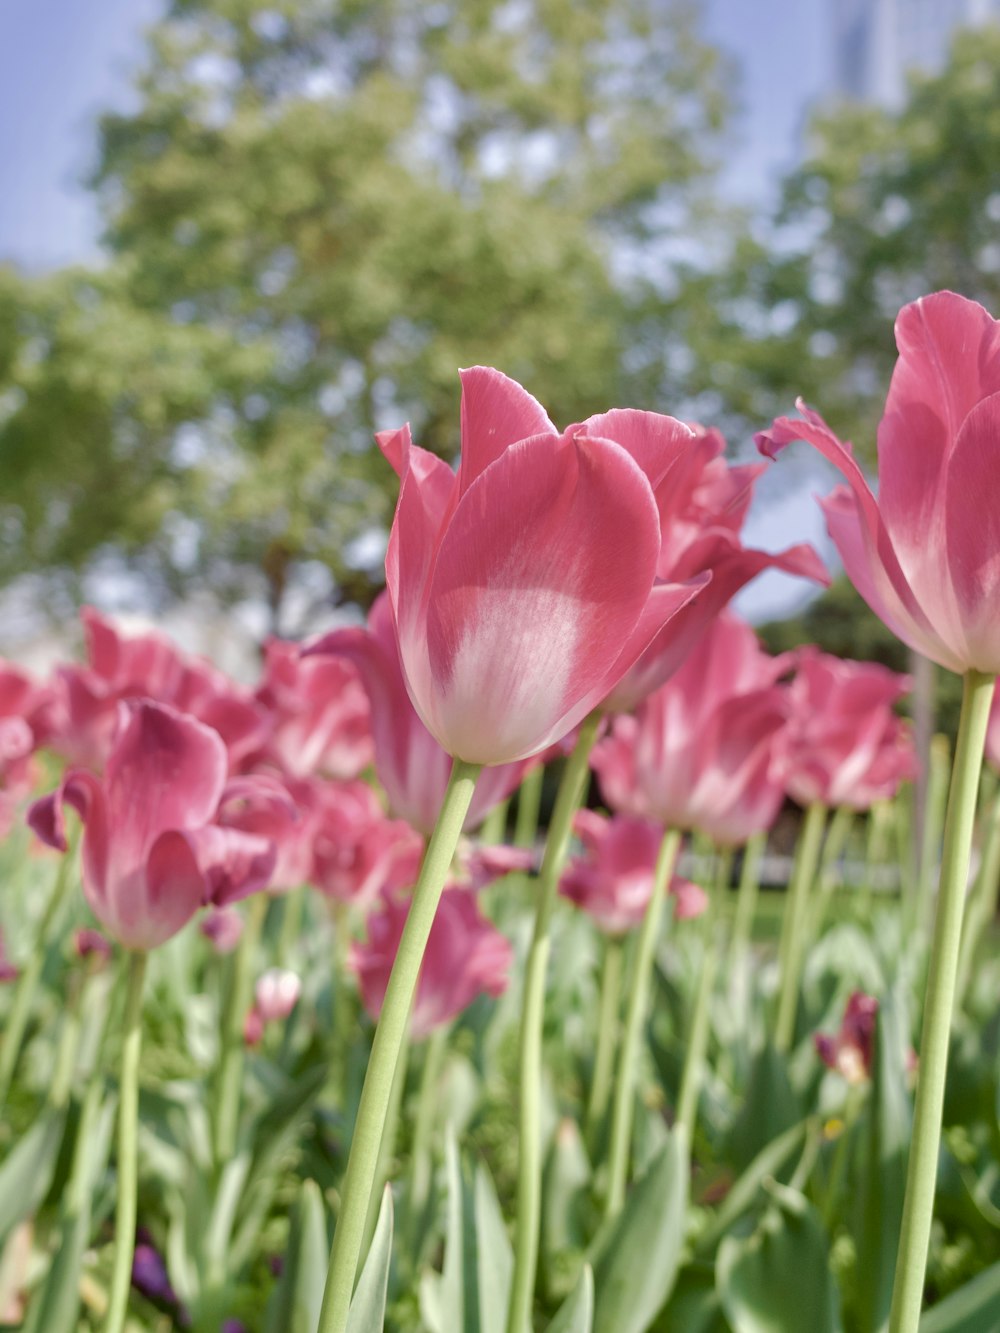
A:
309,779,423,909
603,427,829,712
306,593,531,834
0,661,52,834
255,638,372,780
757,291,1000,675
815,991,879,1085
592,614,790,846
379,367,712,766
784,648,916,810
215,772,312,892
560,810,707,936
351,886,513,1039
27,701,278,950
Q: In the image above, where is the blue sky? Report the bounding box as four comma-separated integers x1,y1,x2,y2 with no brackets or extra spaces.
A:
0,0,837,620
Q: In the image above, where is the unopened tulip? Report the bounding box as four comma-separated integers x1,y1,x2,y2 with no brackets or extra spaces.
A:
815,991,879,1085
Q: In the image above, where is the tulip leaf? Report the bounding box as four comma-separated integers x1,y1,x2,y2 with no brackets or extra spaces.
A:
541,1118,591,1281
265,1178,329,1333
918,1259,1000,1332
717,1180,843,1333
547,1263,594,1333
696,1116,811,1255
346,1185,394,1333
729,1041,801,1171
591,1129,688,1333
21,1203,91,1333
0,1108,68,1243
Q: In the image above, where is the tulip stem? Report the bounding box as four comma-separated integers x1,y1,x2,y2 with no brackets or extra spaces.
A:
955,784,1000,1008
404,1024,448,1262
889,669,996,1333
481,798,510,844
103,949,147,1333
605,826,681,1218
675,920,720,1141
806,805,854,946
915,734,952,935
586,935,624,1143
214,893,268,1166
514,762,545,850
362,1025,411,1263
317,758,480,1333
774,801,828,1053
507,714,600,1333
729,830,766,968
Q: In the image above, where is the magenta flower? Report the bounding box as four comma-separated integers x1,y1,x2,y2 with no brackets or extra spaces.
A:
309,779,423,908
757,291,1000,675
560,810,707,936
815,991,879,1085
351,886,513,1039
28,702,279,950
592,614,790,845
378,367,711,766
306,593,532,834
0,661,51,835
784,649,917,810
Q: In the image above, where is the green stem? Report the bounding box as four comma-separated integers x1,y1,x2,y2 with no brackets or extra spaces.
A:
916,734,952,935
277,885,304,966
0,848,76,1109
481,798,510,845
214,893,268,1166
586,935,625,1141
404,1025,448,1261
102,950,147,1333
604,827,682,1219
806,805,854,946
362,1026,411,1261
676,914,720,1141
728,830,766,968
859,799,892,918
514,762,545,849
317,758,480,1333
889,670,996,1333
506,714,600,1333
774,801,828,1053
49,990,83,1110
956,786,1000,1008
328,899,352,1101
822,1084,866,1228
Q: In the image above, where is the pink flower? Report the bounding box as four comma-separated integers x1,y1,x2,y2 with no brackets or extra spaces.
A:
560,810,707,935
255,639,372,780
0,662,52,835
379,367,710,766
351,887,512,1039
215,773,311,892
74,927,113,966
245,968,301,1044
815,991,879,1085
592,614,790,846
309,780,424,908
306,593,532,834
27,702,278,951
201,906,245,953
756,291,1000,675
783,649,916,810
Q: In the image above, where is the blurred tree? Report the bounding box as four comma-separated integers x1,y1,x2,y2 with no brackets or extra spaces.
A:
15,0,724,630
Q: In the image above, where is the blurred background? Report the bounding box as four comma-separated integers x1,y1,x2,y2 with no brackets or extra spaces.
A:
0,0,998,680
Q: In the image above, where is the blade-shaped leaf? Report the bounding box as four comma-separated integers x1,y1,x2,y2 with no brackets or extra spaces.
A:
547,1263,594,1333
265,1179,329,1333
919,1260,1000,1332
0,1109,68,1243
347,1185,394,1333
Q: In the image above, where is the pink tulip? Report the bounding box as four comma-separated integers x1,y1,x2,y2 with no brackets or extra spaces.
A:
215,773,312,892
255,638,372,780
592,614,790,846
351,886,512,1039
74,927,113,966
757,291,1000,675
378,367,712,766
201,906,245,954
306,593,531,834
783,648,916,810
245,968,301,1044
309,779,423,908
815,991,879,1085
0,662,52,835
603,428,829,712
560,810,707,935
27,701,279,950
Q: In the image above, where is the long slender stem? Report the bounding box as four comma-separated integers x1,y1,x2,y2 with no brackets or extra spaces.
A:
955,785,1000,1007
806,805,854,946
361,1026,411,1260
506,714,600,1333
586,935,625,1141
675,922,720,1140
102,950,147,1333
604,827,681,1219
481,798,510,845
774,801,828,1053
728,830,766,968
214,892,268,1166
404,1024,448,1260
916,734,952,935
514,763,545,850
276,885,304,966
317,758,480,1333
889,670,995,1333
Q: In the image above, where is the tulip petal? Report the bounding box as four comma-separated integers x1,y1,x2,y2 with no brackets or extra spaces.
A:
418,431,661,763
458,366,555,496
943,391,1000,671
137,829,214,949
580,409,697,490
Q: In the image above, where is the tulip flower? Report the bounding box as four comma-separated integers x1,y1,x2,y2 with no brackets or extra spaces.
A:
244,968,301,1045
378,366,710,766
815,991,879,1086
309,780,424,909
0,662,52,835
784,648,917,810
27,701,279,950
200,906,245,954
306,593,531,834
351,887,512,1040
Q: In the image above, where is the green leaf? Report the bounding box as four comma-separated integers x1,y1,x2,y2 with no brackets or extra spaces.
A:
696,1117,811,1256
919,1260,1000,1333
436,1126,513,1333
0,1108,67,1243
591,1130,688,1333
547,1263,594,1333
21,1203,91,1333
474,1163,513,1333
717,1181,842,1333
347,1185,394,1333
266,1178,329,1333
729,1042,801,1172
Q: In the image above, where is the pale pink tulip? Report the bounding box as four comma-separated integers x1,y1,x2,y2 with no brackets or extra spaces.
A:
351,887,512,1039
783,649,916,810
379,367,711,765
560,810,707,935
245,967,302,1044
757,291,1000,675
306,593,531,834
309,780,423,908
28,702,278,950
592,614,790,846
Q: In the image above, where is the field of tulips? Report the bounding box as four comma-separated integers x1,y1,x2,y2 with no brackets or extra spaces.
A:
1,289,999,1333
